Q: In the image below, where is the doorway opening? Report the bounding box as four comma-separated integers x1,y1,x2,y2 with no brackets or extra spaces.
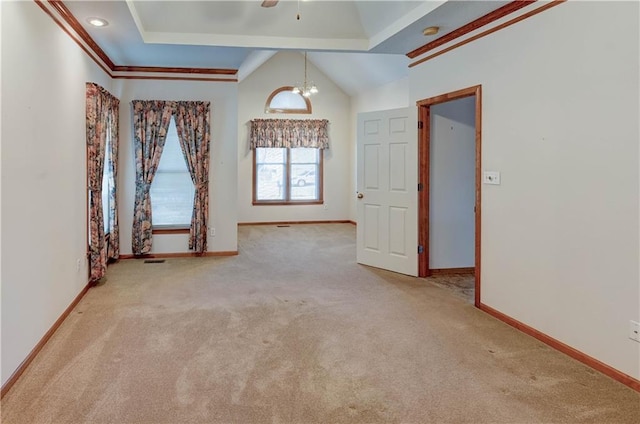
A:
417,85,482,306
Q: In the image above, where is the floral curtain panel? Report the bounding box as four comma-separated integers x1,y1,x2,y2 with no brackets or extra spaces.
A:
86,83,119,282
131,100,174,255
250,119,329,149
174,101,211,253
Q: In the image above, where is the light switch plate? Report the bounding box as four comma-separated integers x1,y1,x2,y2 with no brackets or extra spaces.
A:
483,171,501,185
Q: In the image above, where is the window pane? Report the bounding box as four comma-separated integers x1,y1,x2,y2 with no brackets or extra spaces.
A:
150,120,195,226
265,88,311,114
256,148,286,200
256,164,285,200
256,147,285,163
291,164,318,200
101,130,112,233
269,91,307,110
291,148,319,200
291,148,318,164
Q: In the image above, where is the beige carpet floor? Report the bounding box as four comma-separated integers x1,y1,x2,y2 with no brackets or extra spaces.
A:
2,224,639,423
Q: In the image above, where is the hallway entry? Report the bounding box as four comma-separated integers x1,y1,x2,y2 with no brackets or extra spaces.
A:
417,85,482,306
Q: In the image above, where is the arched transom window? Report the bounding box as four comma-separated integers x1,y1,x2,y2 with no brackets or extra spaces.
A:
265,86,312,114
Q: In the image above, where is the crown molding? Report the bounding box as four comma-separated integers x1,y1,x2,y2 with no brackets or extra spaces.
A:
37,0,238,81
409,0,566,68
406,1,536,59
112,66,238,75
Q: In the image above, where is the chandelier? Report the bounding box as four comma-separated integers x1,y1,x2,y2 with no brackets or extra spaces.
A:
291,52,318,98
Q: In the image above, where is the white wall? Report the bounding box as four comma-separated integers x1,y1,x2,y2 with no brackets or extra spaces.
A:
410,1,639,378
1,1,112,385
0,2,3,383
111,79,238,255
429,97,475,269
238,51,351,223
350,77,409,114
349,77,409,221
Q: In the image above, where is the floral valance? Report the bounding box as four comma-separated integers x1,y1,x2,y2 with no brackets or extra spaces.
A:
250,119,329,149
130,100,210,117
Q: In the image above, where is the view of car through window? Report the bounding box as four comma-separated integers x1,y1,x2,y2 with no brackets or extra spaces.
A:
255,147,321,202
292,169,315,187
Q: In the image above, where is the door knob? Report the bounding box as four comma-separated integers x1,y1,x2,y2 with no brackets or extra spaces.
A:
357,193,364,199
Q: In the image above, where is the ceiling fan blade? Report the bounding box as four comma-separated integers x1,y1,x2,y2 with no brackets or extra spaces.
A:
261,0,279,7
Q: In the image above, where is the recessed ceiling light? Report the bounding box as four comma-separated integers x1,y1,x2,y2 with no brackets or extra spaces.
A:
87,17,109,27
423,26,439,36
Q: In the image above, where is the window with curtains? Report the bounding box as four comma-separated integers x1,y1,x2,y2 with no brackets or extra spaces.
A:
250,118,329,205
149,118,194,227
86,82,120,282
131,100,210,255
254,147,323,204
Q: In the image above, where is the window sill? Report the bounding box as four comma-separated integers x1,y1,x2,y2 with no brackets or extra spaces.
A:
152,227,190,234
252,201,324,206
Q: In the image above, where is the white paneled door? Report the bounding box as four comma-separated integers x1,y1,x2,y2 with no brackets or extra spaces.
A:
356,108,418,276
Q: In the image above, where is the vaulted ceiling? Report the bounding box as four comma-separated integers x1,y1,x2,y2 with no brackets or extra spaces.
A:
61,0,511,95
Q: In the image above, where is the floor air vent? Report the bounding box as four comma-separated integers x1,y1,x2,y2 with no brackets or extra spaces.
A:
277,225,290,228
144,259,166,264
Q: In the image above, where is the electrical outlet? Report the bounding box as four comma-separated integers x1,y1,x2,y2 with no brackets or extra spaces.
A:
209,227,216,237
630,320,640,343
76,258,81,272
